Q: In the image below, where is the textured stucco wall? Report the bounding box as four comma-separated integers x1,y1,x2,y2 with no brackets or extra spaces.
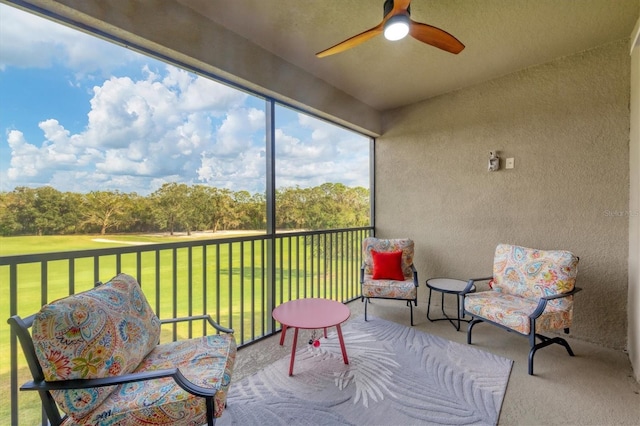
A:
629,17,640,380
379,41,631,349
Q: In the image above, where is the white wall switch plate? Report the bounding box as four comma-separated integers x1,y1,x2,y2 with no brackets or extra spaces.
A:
506,158,515,169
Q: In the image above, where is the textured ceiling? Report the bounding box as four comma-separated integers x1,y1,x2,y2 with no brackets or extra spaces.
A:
177,0,638,111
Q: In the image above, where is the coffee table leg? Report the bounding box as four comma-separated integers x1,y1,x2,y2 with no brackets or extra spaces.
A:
335,324,349,365
288,327,299,376
279,324,288,345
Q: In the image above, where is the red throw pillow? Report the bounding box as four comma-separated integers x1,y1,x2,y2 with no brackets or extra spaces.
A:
371,250,405,280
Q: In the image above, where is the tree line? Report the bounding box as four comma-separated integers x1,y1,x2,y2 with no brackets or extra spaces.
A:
0,183,370,236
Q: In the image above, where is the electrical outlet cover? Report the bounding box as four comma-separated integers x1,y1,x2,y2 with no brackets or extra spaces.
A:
506,158,515,169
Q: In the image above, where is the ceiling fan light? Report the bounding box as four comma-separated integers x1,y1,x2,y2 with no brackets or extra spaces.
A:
384,15,410,41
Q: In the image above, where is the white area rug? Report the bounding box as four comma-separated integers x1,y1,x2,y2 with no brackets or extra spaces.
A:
218,316,512,425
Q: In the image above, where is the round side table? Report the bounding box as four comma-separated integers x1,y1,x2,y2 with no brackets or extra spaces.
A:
272,298,350,376
425,278,475,331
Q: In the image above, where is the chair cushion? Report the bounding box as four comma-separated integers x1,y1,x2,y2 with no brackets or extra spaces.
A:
492,244,578,308
464,291,573,335
362,238,414,278
371,250,405,280
31,273,161,419
362,275,417,300
68,334,237,425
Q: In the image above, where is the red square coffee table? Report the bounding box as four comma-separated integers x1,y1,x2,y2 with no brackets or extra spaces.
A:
272,298,350,376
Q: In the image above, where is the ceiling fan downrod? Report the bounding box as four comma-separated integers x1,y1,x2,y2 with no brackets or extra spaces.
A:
384,0,409,17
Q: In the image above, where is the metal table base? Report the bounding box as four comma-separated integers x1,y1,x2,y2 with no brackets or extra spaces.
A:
426,278,475,331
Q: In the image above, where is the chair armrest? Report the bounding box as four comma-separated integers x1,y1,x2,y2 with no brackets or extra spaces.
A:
21,367,220,399
542,286,582,301
160,315,234,334
461,276,492,295
410,264,418,287
529,287,583,319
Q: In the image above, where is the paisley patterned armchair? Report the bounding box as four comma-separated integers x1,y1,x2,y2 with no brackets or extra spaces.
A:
8,273,236,426
361,237,419,325
462,244,581,375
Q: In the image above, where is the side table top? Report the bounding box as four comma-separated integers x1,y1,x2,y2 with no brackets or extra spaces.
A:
272,298,350,329
426,278,475,293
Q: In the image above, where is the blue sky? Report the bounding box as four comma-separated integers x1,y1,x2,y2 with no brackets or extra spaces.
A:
0,4,370,196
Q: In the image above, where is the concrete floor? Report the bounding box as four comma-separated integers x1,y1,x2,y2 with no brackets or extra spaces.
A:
233,298,640,426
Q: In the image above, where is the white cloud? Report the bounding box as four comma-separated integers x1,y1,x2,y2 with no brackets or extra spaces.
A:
2,65,267,194
275,129,325,159
213,107,265,156
197,107,267,193
164,67,248,114
0,4,141,76
198,147,266,194
0,4,370,195
6,130,40,178
274,113,370,189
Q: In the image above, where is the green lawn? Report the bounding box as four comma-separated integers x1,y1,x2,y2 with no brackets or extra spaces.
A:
0,232,308,355
0,232,260,255
0,232,362,425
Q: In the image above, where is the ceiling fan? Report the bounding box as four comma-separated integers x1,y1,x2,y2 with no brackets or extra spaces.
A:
316,0,465,58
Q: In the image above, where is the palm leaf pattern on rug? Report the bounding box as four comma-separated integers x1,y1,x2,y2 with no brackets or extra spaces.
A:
219,316,512,426
319,330,400,407
356,318,511,423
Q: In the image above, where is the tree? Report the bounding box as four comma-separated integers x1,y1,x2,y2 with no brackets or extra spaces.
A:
303,185,330,230
59,191,84,234
151,183,189,235
234,190,265,230
185,185,211,234
203,187,234,232
276,186,307,229
7,187,38,235
0,183,369,236
0,191,22,236
119,193,156,233
351,186,371,226
81,191,127,235
32,186,74,235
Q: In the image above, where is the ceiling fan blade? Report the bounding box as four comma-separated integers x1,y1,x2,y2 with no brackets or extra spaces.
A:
409,20,465,54
316,24,383,58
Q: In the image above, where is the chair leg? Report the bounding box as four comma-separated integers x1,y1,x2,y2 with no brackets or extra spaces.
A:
206,397,216,426
455,295,461,331
408,300,414,326
528,334,576,375
364,297,369,321
467,318,482,344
